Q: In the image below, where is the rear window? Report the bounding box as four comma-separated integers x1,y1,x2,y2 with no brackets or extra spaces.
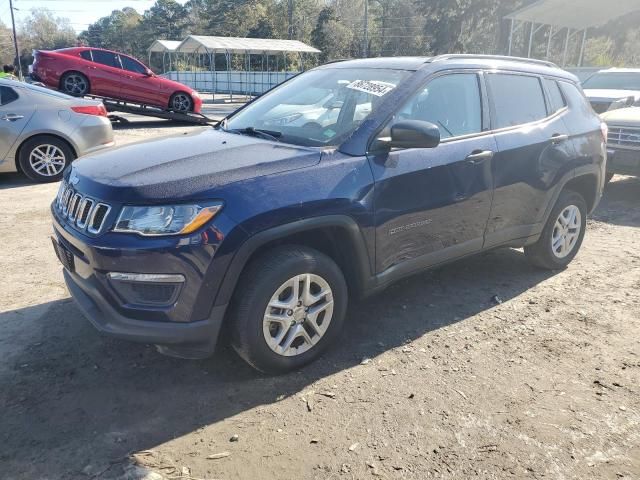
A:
544,78,567,113
91,50,119,68
80,50,92,61
0,86,19,106
487,73,548,128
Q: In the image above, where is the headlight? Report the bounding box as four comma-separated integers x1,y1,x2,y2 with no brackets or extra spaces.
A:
114,203,223,236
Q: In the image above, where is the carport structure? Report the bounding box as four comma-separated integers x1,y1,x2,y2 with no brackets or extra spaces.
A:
505,0,640,66
162,35,320,100
147,40,181,74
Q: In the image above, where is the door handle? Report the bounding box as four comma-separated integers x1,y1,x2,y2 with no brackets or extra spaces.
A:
1,114,24,122
551,133,569,144
465,150,494,164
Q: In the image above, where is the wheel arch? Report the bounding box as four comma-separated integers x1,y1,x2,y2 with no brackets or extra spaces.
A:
563,173,600,213
213,216,374,308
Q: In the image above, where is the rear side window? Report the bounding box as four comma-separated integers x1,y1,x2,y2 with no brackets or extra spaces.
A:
0,86,19,106
119,55,147,74
91,50,119,68
544,79,567,113
487,73,548,128
80,50,92,61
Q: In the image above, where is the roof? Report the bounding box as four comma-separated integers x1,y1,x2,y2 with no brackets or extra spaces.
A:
176,35,321,54
317,55,577,81
148,40,182,54
506,0,640,29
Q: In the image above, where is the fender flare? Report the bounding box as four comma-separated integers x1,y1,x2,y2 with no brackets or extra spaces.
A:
213,215,373,307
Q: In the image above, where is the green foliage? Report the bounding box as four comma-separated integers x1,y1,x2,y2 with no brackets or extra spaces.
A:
5,0,640,74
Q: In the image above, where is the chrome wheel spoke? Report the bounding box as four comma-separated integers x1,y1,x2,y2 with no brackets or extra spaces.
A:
263,272,334,357
551,205,582,259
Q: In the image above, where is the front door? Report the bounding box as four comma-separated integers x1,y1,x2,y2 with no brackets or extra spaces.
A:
369,72,496,280
117,54,159,106
0,86,36,163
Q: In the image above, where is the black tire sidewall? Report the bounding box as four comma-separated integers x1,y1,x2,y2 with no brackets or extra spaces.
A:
19,136,74,183
536,191,588,269
232,248,348,374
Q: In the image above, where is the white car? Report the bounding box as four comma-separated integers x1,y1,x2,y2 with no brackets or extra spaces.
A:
582,68,640,113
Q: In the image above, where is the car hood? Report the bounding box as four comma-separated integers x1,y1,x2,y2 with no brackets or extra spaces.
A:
601,106,640,125
584,89,640,102
69,129,321,203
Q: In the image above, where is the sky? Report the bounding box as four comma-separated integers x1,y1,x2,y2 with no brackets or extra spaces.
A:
4,0,188,32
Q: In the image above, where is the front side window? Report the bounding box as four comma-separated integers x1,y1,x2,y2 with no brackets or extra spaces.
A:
389,73,482,139
0,86,19,106
487,73,547,128
582,72,640,91
224,67,411,147
120,55,147,74
91,50,119,68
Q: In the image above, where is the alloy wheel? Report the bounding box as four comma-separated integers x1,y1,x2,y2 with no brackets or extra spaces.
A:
172,93,192,112
262,273,334,357
551,205,582,258
29,144,66,177
63,74,88,95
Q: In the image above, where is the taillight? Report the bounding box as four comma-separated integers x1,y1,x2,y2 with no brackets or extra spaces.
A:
71,105,108,117
600,122,609,143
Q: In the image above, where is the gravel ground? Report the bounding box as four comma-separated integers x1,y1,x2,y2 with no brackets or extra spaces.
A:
0,121,639,480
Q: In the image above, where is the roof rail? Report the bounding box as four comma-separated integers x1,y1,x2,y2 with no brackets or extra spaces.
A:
429,54,558,69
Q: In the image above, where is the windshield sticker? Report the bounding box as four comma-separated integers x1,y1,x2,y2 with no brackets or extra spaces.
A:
346,80,395,97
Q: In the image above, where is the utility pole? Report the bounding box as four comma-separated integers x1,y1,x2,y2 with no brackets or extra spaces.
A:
288,0,294,40
9,0,23,79
363,0,368,58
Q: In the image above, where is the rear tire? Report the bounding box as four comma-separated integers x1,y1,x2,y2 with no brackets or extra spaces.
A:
524,190,587,270
169,92,193,113
230,246,348,374
18,135,75,183
60,72,90,97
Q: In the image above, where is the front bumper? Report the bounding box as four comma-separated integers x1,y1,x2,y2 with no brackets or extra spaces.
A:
64,268,227,358
606,147,640,176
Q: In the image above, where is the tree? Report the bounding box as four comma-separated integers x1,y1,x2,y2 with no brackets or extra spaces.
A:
17,9,77,71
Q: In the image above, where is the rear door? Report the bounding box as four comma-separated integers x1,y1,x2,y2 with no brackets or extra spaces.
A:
0,86,36,162
483,72,576,248
86,50,125,98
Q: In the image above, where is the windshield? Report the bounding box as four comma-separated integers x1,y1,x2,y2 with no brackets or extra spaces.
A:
582,73,640,91
224,67,411,147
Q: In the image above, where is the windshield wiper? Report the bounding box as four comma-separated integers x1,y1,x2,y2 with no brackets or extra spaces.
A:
228,127,282,142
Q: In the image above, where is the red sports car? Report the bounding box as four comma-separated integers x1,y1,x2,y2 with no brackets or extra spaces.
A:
31,47,202,114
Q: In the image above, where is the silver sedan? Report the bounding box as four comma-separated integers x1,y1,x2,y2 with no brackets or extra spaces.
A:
0,79,114,182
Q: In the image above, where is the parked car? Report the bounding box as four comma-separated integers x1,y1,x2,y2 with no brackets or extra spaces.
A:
51,55,606,373
601,105,640,181
31,47,202,114
0,78,113,182
582,68,640,113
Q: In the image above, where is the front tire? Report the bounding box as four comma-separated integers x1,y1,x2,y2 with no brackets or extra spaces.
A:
169,92,193,113
18,135,75,182
524,190,587,270
230,246,348,374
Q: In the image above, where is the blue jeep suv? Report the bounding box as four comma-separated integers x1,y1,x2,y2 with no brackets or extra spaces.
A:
51,55,606,373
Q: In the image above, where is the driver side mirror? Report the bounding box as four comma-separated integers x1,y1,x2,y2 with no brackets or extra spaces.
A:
145,68,154,77
372,120,441,152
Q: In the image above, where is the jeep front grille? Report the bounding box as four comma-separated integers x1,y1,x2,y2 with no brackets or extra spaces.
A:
607,125,640,150
55,181,111,234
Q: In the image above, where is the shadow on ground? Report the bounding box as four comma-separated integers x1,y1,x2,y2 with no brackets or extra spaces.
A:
592,175,640,227
0,248,554,479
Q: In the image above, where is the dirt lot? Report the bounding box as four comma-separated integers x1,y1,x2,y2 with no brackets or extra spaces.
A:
1,121,639,480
